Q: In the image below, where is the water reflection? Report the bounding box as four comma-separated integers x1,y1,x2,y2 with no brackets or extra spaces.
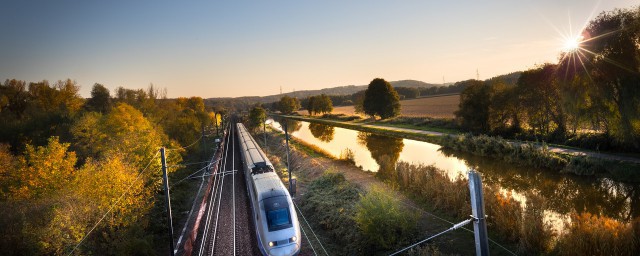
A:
308,123,335,142
357,132,404,180
269,118,640,223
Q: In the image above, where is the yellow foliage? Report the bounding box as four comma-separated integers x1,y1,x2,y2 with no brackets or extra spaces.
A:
10,137,76,200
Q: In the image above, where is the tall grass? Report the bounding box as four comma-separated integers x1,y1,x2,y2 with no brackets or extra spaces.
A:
395,161,638,255
554,213,639,256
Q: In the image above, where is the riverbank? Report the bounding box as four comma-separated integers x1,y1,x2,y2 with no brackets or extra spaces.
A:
256,125,640,256
252,127,520,255
276,114,640,182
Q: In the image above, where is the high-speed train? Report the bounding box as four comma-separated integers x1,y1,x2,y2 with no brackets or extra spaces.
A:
236,123,301,256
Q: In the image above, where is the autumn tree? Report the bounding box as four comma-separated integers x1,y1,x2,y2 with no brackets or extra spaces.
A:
363,78,401,119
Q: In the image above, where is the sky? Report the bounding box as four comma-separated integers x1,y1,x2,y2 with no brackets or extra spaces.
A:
1,0,637,98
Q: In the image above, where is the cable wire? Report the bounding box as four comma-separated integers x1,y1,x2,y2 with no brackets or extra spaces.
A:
166,135,203,151
67,150,160,256
389,218,474,256
293,201,330,256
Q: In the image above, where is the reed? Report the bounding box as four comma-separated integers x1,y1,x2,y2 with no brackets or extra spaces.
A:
554,213,639,256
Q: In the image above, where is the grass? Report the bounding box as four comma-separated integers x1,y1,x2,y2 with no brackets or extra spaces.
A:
440,133,640,182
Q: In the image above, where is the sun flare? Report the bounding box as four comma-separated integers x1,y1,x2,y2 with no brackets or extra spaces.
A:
563,35,583,52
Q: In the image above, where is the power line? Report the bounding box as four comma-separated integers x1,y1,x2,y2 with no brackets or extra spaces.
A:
67,150,161,256
293,201,329,256
166,135,203,151
389,218,474,256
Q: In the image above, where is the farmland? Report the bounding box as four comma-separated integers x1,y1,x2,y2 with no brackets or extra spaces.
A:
331,94,460,118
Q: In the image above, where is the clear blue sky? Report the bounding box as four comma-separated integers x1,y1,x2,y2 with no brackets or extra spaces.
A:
1,0,637,98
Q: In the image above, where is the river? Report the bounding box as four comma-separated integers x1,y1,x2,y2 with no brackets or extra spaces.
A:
268,118,640,231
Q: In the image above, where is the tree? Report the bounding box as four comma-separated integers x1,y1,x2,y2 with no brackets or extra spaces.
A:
306,96,317,115
363,78,401,119
454,80,491,132
559,7,640,147
277,95,301,114
248,105,267,130
6,137,76,200
517,64,566,139
85,83,112,113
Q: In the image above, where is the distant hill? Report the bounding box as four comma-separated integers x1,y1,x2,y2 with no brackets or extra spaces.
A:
204,74,521,109
206,80,441,105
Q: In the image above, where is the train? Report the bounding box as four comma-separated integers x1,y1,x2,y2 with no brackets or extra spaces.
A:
236,123,301,256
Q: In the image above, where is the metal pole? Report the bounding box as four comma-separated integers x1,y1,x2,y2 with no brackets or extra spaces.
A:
160,148,175,256
468,170,490,256
284,121,292,194
263,117,267,149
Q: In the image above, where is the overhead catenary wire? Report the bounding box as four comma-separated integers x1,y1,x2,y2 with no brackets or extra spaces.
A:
67,150,161,256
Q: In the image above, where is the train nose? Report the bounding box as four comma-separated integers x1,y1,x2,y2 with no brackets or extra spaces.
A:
268,243,300,256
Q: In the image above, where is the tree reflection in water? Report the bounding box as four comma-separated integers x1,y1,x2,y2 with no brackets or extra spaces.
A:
439,148,640,222
357,132,404,181
308,122,334,142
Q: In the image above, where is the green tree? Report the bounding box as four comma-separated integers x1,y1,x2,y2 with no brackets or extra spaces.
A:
85,83,112,113
248,105,267,130
277,95,301,114
560,7,640,147
306,95,317,115
455,80,491,132
363,78,401,119
517,64,566,139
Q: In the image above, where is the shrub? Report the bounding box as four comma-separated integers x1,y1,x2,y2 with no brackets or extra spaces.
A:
354,185,419,250
299,172,363,254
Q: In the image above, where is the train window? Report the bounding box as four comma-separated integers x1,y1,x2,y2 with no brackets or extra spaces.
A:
264,196,292,232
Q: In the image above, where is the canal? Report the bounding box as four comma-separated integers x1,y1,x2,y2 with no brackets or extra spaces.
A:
269,118,640,232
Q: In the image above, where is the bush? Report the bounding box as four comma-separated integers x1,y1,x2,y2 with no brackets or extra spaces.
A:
354,185,419,250
299,172,363,254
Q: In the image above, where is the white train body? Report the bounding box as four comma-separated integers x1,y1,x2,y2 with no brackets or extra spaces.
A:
236,123,301,256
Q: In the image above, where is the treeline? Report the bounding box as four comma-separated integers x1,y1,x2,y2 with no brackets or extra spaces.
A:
267,82,474,111
456,7,640,151
0,80,219,255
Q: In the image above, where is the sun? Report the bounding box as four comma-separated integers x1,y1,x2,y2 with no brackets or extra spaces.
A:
563,35,583,52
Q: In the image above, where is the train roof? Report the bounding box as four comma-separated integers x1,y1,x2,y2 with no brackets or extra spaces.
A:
253,172,288,201
236,123,273,170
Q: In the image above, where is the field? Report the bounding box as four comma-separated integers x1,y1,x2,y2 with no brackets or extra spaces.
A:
330,94,460,118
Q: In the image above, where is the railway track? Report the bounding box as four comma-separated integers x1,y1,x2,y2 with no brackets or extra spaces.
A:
193,123,258,256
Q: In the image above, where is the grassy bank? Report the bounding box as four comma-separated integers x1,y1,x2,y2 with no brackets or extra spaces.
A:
439,134,640,182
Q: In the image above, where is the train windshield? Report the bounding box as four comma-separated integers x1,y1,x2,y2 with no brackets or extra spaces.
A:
264,196,292,231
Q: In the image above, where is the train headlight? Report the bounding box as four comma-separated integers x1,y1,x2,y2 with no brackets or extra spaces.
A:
268,241,276,247
289,236,297,243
